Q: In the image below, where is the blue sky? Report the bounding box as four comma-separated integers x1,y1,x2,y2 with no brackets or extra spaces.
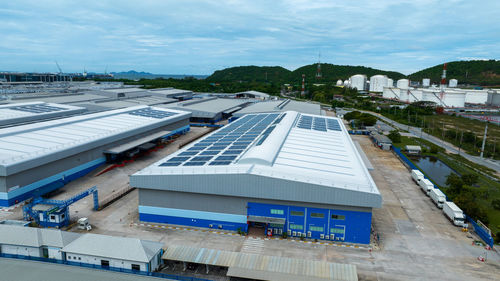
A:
0,0,498,75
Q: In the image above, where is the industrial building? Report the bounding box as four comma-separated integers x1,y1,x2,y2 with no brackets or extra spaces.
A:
0,224,79,259
0,106,191,206
235,90,270,100
232,99,323,118
61,233,163,272
0,102,86,127
131,111,381,244
0,225,163,272
160,97,251,123
382,87,466,107
148,88,194,100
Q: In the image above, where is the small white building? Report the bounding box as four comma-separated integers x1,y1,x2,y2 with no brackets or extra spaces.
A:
0,225,79,260
61,234,163,272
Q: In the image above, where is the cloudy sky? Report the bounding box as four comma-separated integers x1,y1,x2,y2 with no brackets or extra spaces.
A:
0,0,498,75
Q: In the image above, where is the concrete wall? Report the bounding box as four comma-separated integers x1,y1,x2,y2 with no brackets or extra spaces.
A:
64,252,149,271
0,119,189,192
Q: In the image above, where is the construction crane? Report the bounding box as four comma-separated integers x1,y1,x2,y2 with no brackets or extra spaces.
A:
23,186,99,228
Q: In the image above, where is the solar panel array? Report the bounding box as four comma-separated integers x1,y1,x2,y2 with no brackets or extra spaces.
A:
159,113,283,167
129,108,178,119
9,104,65,114
296,115,342,132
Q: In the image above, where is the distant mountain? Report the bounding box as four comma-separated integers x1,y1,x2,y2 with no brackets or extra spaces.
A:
111,70,208,80
205,64,406,84
206,66,291,83
408,60,500,86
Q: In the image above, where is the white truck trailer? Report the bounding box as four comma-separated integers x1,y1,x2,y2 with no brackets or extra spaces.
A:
411,170,424,183
419,178,434,195
429,188,446,208
443,201,465,227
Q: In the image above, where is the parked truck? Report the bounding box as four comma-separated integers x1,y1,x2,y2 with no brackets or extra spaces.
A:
429,188,446,208
419,178,434,195
411,170,424,183
443,201,465,227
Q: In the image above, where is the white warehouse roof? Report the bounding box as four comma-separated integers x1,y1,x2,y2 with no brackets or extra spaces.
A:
232,99,322,117
132,111,381,208
0,105,191,176
0,102,86,127
61,233,162,263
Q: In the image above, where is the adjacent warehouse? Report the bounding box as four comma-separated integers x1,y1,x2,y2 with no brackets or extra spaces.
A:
232,99,323,118
131,111,381,244
0,102,86,127
0,106,191,206
161,97,251,123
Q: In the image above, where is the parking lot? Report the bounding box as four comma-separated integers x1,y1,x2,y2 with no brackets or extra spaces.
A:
1,129,499,280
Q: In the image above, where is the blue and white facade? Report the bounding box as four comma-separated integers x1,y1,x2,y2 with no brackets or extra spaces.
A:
132,111,381,244
0,106,191,207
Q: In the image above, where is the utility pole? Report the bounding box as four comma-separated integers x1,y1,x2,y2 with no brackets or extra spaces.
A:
480,123,488,158
442,122,445,146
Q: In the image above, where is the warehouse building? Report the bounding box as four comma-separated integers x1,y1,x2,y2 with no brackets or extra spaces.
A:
0,224,79,260
62,233,163,272
0,102,86,127
160,97,251,123
131,111,381,244
148,88,194,100
235,90,270,100
232,99,323,118
0,106,191,206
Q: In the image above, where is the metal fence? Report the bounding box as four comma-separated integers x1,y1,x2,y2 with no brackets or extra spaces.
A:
391,146,495,248
0,253,211,281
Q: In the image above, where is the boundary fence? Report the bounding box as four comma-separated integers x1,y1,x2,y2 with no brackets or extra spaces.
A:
0,253,210,281
391,147,494,247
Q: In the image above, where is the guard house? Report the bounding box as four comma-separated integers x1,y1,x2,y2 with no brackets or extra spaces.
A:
405,145,422,155
131,111,381,244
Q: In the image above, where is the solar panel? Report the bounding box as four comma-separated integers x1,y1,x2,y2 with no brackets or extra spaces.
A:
179,151,198,156
223,150,243,155
128,108,178,119
216,155,237,161
10,104,66,114
160,162,182,166
183,161,207,166
209,161,232,166
200,150,220,155
192,156,213,162
168,156,190,162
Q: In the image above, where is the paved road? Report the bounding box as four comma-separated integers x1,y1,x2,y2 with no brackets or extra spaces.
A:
355,109,500,172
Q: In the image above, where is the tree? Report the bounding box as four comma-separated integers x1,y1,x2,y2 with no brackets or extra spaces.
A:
387,130,401,143
461,174,479,186
492,199,500,211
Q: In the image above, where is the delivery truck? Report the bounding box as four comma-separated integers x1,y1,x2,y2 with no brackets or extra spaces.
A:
411,170,424,183
419,178,434,195
443,201,465,227
429,188,446,208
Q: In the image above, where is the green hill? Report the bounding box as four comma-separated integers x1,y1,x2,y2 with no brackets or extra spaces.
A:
206,64,406,84
206,66,291,83
408,60,500,86
290,63,406,83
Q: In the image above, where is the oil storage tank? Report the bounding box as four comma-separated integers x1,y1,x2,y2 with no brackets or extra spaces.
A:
449,79,458,88
350,74,367,91
422,78,430,87
369,75,388,92
387,78,394,87
397,79,410,89
422,89,465,107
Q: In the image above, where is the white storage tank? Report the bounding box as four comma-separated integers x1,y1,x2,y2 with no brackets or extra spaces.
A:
449,79,458,88
407,89,422,103
350,74,367,91
343,80,350,86
422,89,465,107
383,87,400,99
397,79,410,89
422,78,430,87
464,89,489,104
336,79,343,86
369,75,388,92
487,90,500,106
387,78,394,87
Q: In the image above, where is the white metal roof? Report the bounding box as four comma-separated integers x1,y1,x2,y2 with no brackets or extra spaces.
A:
0,105,191,176
61,233,162,263
132,111,381,208
233,99,322,117
0,102,86,126
162,97,250,118
0,225,80,248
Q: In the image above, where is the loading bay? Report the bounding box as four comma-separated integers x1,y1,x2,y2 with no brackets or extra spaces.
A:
1,127,499,281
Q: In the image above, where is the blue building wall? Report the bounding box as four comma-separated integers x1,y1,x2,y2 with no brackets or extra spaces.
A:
139,200,372,244
247,202,372,244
